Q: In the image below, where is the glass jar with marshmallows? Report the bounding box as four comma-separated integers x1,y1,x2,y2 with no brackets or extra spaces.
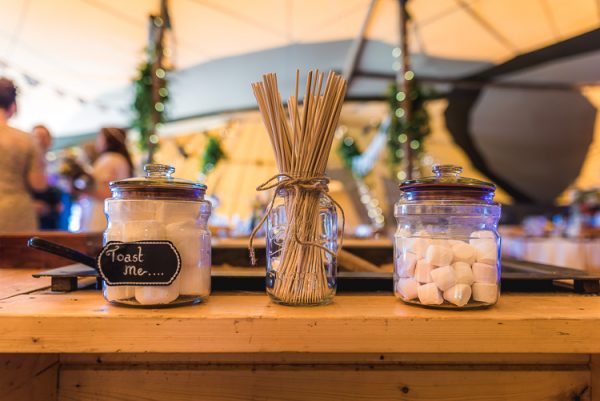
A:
100,164,211,307
394,165,501,309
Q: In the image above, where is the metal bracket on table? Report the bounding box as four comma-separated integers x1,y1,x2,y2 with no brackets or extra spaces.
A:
32,264,100,292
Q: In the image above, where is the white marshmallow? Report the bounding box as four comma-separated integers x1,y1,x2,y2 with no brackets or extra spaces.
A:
397,252,418,277
425,245,453,266
470,230,496,240
113,200,158,221
158,201,203,224
469,231,498,265
452,242,476,264
103,283,135,302
476,243,498,265
432,239,452,248
103,223,134,300
472,262,498,283
395,278,419,300
430,265,456,291
167,221,201,266
135,277,181,305
472,283,498,304
443,284,472,307
414,259,434,283
452,262,475,285
122,220,166,242
409,237,432,258
167,224,211,296
417,283,443,305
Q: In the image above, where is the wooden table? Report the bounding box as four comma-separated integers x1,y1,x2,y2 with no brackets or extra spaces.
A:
1,267,599,401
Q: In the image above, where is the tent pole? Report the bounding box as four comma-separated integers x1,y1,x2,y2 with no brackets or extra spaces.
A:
397,0,413,180
342,0,377,86
147,0,169,164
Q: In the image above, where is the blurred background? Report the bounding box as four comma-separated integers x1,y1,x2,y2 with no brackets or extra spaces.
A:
2,0,600,271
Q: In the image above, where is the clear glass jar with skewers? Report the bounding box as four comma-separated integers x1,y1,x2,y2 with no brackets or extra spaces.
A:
250,69,347,306
265,175,338,305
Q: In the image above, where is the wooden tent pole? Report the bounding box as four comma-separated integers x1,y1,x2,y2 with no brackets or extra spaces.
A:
147,0,168,163
397,0,413,179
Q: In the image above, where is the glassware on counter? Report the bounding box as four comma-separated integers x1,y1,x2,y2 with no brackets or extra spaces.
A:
265,177,338,306
393,165,502,309
102,164,211,307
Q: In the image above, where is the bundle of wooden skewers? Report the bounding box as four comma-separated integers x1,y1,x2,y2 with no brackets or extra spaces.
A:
250,70,347,305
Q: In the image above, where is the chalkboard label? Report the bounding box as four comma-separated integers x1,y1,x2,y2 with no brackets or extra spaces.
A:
97,241,181,286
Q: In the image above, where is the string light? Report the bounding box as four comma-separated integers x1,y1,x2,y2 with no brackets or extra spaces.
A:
396,92,406,102
404,71,415,80
156,68,166,78
154,102,165,112
392,47,402,58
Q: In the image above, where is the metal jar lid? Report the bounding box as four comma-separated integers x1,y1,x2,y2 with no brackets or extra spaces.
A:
399,165,496,202
109,164,207,200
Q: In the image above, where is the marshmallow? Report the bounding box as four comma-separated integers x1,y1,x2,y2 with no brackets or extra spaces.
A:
469,231,498,265
430,265,457,291
452,242,476,264
443,284,472,307
122,220,166,242
397,252,418,277
395,278,419,300
408,237,432,258
167,223,211,296
432,239,452,248
452,262,475,285
476,244,498,265
417,283,443,305
112,200,158,221
135,277,181,305
103,282,135,302
414,259,434,283
103,223,135,301
425,245,453,266
472,262,498,283
472,283,498,304
158,201,203,224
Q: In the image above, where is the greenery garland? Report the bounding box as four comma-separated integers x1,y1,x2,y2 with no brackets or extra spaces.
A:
337,135,363,174
387,81,432,167
131,55,169,151
200,135,226,175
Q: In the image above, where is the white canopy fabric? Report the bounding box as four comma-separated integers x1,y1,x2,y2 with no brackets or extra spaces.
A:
0,0,598,136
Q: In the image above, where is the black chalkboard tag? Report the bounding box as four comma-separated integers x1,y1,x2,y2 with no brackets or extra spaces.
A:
97,241,181,286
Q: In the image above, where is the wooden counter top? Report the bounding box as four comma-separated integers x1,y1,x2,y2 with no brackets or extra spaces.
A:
0,268,599,354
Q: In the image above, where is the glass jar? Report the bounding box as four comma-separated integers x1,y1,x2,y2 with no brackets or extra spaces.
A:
393,165,501,309
102,164,211,307
265,177,338,306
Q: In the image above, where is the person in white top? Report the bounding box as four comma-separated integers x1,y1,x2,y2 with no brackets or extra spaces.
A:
78,127,133,232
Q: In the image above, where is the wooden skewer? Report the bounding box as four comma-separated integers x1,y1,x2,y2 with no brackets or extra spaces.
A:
251,70,347,304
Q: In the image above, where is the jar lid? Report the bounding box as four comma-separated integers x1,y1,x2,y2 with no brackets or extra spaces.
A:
110,164,207,200
400,164,496,201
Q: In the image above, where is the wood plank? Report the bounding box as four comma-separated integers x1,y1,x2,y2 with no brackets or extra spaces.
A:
593,355,599,401
60,353,591,367
0,268,51,300
0,232,102,269
58,368,591,401
0,292,599,354
0,354,58,401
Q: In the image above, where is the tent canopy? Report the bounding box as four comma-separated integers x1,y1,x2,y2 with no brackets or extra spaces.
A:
0,0,598,135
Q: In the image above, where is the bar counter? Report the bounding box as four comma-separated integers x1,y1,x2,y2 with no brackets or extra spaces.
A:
1,267,599,400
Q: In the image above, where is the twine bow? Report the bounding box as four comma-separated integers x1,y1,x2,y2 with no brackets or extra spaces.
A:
248,174,345,265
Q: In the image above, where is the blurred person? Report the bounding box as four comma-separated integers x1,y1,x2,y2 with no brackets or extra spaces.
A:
78,127,133,231
31,125,63,230
0,78,47,232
